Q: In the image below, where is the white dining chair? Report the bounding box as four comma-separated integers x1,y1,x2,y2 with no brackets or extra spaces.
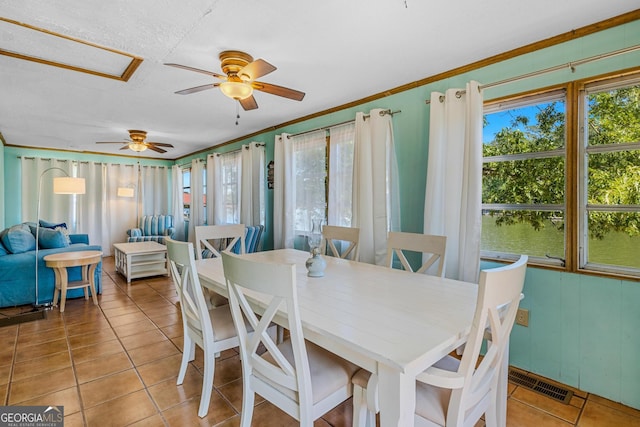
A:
194,224,246,260
221,251,360,427
352,255,528,427
385,231,447,277
166,237,242,418
194,224,246,307
321,225,360,261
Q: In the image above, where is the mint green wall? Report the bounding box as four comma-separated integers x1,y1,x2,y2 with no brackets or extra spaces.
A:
2,19,639,409
3,146,173,227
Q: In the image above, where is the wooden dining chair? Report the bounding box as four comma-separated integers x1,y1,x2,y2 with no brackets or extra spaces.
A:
385,231,447,277
352,255,528,427
321,225,360,261
194,224,246,307
166,238,242,418
221,251,360,427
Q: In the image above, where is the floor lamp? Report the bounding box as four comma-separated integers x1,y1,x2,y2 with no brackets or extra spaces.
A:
34,168,86,308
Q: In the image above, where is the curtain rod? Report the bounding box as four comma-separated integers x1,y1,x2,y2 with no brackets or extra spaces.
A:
287,109,401,138
213,142,266,157
425,43,640,104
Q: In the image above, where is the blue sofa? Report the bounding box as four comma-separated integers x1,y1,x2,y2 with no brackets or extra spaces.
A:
127,214,175,245
0,223,102,308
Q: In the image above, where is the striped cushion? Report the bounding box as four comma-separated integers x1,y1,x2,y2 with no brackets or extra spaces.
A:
127,215,175,245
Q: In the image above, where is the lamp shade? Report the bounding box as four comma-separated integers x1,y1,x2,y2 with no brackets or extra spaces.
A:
117,187,135,197
220,81,254,100
53,176,86,194
129,142,148,152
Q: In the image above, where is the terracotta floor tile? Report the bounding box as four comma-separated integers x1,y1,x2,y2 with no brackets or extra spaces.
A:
213,354,243,387
160,323,184,339
588,394,640,419
127,414,168,427
75,351,133,384
112,319,159,337
67,328,117,349
106,311,150,327
511,386,582,424
17,325,67,345
162,391,237,427
578,399,640,426
64,319,112,337
15,337,68,362
63,411,85,427
151,313,182,328
102,305,143,318
128,340,180,366
17,386,82,415
12,351,72,382
18,315,65,335
120,328,169,351
148,368,204,411
137,353,183,387
506,398,573,427
71,338,124,364
79,368,145,408
216,378,265,414
9,366,76,404
0,363,11,386
84,389,158,427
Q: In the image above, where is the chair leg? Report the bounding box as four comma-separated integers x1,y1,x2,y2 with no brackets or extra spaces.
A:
177,336,194,385
352,383,376,427
198,348,215,418
240,382,255,427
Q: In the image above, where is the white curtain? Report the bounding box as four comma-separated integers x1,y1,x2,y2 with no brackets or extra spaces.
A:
241,142,265,226
328,123,355,227
188,159,205,244
274,133,295,249
21,157,74,227
423,80,483,282
76,162,104,247
206,153,223,225
352,109,400,265
103,164,138,255
140,165,169,216
171,165,186,241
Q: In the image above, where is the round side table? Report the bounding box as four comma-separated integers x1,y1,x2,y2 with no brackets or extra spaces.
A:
44,250,103,312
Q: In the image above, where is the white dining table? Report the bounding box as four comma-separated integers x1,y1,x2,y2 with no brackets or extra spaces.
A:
196,248,485,427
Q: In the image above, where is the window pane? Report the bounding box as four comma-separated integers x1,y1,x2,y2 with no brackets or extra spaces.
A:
293,133,327,232
481,210,564,258
482,93,566,262
587,211,640,269
587,150,640,205
587,84,640,147
483,157,564,205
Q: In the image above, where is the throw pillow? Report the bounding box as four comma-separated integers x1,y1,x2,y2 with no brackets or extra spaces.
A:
0,239,8,257
0,224,36,254
39,220,71,244
40,228,70,249
29,226,70,249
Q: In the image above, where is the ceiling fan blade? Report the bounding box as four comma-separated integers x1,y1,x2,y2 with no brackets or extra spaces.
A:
175,83,218,95
96,141,127,144
147,142,174,148
147,145,167,154
164,63,226,79
251,81,305,101
239,95,258,111
120,145,130,150
238,59,276,81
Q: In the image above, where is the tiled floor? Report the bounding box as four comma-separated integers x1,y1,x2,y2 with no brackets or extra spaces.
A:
1,256,639,426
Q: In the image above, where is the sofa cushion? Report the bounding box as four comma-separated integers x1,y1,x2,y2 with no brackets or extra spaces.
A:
0,240,8,257
38,228,70,249
0,224,36,254
39,220,71,244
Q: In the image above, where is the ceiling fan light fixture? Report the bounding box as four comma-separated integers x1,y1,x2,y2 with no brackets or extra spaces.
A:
220,81,253,100
129,142,148,152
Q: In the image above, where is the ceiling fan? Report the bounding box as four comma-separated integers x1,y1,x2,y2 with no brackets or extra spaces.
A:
165,50,305,111
96,130,174,153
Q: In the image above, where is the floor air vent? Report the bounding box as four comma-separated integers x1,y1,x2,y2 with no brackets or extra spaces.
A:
508,369,573,404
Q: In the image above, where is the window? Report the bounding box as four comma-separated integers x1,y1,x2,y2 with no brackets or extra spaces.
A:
220,151,241,224
182,168,190,220
481,91,567,265
292,124,355,234
579,75,640,274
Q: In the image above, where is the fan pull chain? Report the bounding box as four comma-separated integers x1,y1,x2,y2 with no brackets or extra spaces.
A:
235,101,240,126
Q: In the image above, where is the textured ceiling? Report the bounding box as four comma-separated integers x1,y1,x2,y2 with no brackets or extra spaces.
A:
0,1,637,159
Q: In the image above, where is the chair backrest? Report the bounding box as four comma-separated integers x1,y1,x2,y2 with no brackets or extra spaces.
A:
221,252,314,420
194,224,246,260
449,255,528,425
385,231,447,276
321,225,360,261
166,238,212,346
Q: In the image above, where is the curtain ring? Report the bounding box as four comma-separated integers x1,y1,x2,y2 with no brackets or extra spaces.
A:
455,91,462,99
